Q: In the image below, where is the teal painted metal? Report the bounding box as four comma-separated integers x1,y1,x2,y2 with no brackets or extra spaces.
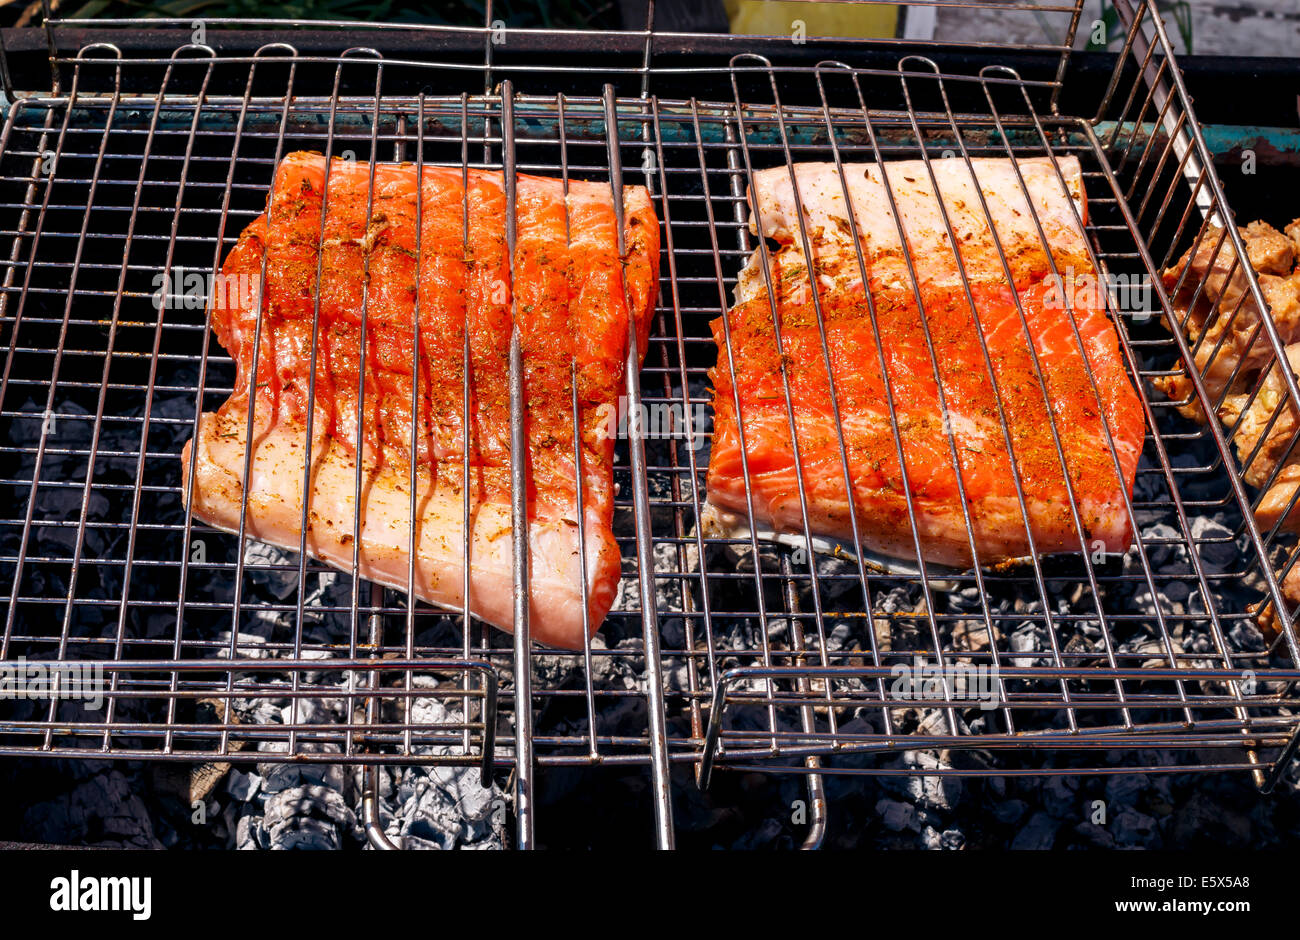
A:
5,95,1295,164
1092,120,1300,165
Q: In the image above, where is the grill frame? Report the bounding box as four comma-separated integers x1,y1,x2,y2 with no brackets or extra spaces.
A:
0,0,1296,851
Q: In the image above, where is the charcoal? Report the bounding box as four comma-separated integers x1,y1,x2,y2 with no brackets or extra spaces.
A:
226,769,263,802
1228,619,1267,652
1074,820,1116,848
1009,622,1044,667
939,828,965,850
266,816,342,851
1042,775,1078,818
387,773,505,850
951,619,991,652
992,798,1027,824
7,306,1300,854
813,553,864,602
730,817,785,849
918,825,943,849
1104,773,1148,806
264,785,357,832
395,833,448,851
882,751,963,812
21,771,162,849
258,761,346,795
1140,522,1186,570
917,708,967,737
531,652,582,689
612,542,683,613
1111,807,1160,847
242,540,301,600
1170,790,1253,847
242,701,284,725
1010,811,1061,850
1161,579,1190,609
215,632,272,659
876,798,919,832
235,813,268,850
1190,516,1238,571
280,696,344,725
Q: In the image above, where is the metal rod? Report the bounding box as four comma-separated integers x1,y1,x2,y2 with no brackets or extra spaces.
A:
603,83,675,849
500,79,536,851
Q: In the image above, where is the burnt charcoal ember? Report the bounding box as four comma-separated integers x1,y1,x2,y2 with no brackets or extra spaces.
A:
368,694,506,850
235,812,270,850
1104,773,1149,805
1169,788,1254,847
226,769,263,802
938,828,965,850
612,542,685,616
1010,810,1062,850
242,540,302,601
1111,806,1161,847
876,797,920,832
730,816,790,849
1139,522,1187,571
1074,820,1116,847
215,632,272,659
1190,516,1239,571
261,784,359,850
1041,775,1078,818
258,755,347,796
880,751,963,812
20,770,163,849
992,798,1027,824
1009,621,1048,667
1228,619,1268,651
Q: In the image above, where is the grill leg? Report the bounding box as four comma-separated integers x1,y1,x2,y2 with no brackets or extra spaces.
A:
800,765,827,850
1261,721,1300,794
362,766,402,850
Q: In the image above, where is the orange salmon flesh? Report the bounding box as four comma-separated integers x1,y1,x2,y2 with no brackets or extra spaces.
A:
707,158,1144,568
182,152,659,649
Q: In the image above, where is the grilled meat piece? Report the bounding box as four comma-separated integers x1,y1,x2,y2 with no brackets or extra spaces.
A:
1158,217,1300,539
706,157,1144,568
182,152,659,649
1155,219,1300,421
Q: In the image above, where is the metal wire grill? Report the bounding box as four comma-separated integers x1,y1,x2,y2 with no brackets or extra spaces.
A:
0,0,1298,850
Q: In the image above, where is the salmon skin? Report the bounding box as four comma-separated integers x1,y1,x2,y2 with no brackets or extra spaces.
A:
707,157,1144,569
182,152,659,649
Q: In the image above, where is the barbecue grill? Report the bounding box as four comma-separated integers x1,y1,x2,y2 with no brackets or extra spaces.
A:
1,0,1298,851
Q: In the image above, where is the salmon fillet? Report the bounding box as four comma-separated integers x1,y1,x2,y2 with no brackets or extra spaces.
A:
182,152,659,648
707,157,1144,568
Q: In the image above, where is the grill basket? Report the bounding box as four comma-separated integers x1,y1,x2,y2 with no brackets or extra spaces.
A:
0,0,1297,849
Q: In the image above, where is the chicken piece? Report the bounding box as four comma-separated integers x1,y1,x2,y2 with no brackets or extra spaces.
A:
1285,217,1300,257
1157,220,1300,420
1217,342,1300,534
1251,544,1300,640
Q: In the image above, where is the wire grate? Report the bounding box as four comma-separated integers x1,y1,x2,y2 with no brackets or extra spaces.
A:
0,0,1297,850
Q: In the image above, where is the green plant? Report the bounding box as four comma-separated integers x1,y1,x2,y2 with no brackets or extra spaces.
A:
1085,0,1193,55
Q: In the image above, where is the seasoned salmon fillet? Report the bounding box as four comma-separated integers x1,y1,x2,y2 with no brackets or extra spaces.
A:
182,152,659,648
707,157,1144,568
